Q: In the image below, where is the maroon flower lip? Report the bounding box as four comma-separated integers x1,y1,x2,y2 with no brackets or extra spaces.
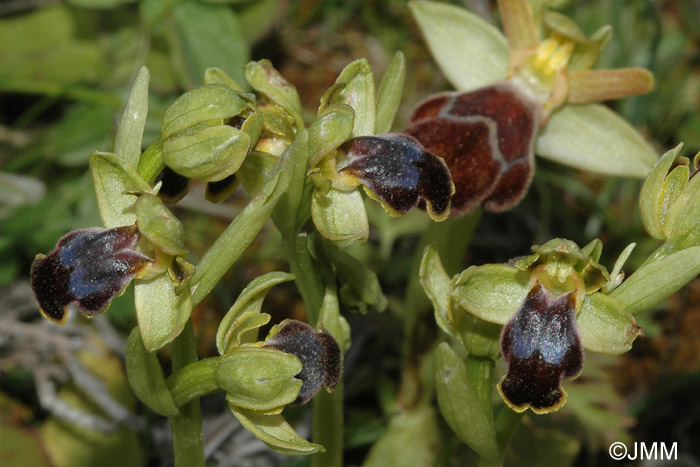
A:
405,81,540,216
264,320,342,405
30,225,152,325
338,133,455,220
497,281,583,414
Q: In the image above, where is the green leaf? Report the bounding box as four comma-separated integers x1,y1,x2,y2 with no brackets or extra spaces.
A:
409,1,508,92
363,404,441,467
162,84,247,139
311,188,369,248
536,103,657,178
230,406,324,455
236,0,282,44
610,246,700,315
125,327,180,417
331,59,376,137
329,248,387,313
172,1,249,89
434,343,499,459
190,168,288,305
218,347,302,411
114,66,150,169
308,104,355,166
451,264,530,325
419,244,453,336
245,60,303,131
577,293,642,354
375,51,406,134
89,152,150,228
217,271,295,355
134,272,193,352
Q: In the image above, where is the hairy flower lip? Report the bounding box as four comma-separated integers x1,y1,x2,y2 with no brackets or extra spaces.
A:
337,133,455,221
30,225,152,325
498,280,583,414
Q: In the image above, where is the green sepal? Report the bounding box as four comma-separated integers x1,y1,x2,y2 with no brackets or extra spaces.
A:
409,1,508,93
90,151,151,228
125,327,180,417
375,51,406,134
451,264,530,325
136,193,185,256
311,188,369,248
308,104,355,166
163,125,250,181
258,102,297,141
318,284,351,351
217,271,295,355
662,159,700,244
203,66,245,91
577,293,642,354
639,143,685,239
330,58,376,137
217,347,302,412
329,248,388,314
237,150,278,196
452,307,502,358
134,271,193,351
419,244,454,337
245,60,304,131
137,139,165,185
542,11,605,72
162,84,247,140
434,343,499,459
230,406,325,455
610,245,700,315
580,238,603,262
115,66,150,169
536,103,657,178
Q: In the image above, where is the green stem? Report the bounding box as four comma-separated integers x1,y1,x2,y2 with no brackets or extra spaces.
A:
168,320,206,467
312,383,344,467
166,357,221,408
465,356,495,425
282,235,325,325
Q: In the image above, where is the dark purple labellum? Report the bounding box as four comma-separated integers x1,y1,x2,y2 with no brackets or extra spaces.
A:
338,133,454,220
30,225,152,325
498,281,583,414
156,166,192,203
205,173,239,203
264,320,342,405
405,81,539,216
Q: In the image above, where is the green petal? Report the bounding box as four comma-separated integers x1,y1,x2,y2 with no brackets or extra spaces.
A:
536,103,657,178
330,59,376,137
216,271,295,355
308,104,355,166
451,264,530,324
90,152,150,228
409,1,508,92
577,293,642,354
134,272,193,352
434,343,499,459
218,347,302,412
311,188,369,248
230,406,324,455
114,66,150,169
610,246,700,315
375,51,406,134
